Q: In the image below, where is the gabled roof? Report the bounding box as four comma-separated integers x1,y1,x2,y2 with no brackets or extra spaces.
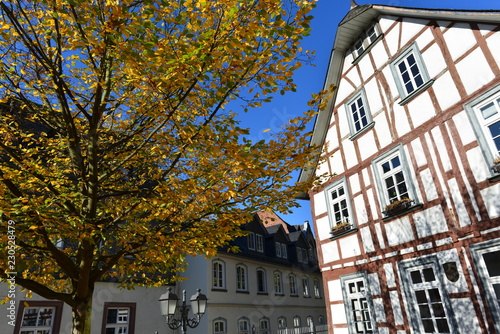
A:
297,3,500,190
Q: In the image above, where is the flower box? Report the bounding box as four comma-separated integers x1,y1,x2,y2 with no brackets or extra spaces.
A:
330,223,354,237
492,157,500,174
383,198,414,217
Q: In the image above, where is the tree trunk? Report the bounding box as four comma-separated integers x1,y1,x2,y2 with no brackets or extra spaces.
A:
72,296,93,334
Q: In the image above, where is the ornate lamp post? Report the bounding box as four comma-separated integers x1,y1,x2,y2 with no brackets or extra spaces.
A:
159,288,208,334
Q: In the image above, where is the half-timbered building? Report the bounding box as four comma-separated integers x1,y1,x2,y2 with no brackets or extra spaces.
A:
299,2,500,333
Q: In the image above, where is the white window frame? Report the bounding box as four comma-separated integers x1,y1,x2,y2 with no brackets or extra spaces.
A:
470,240,500,333
399,256,457,334
103,304,135,334
346,88,374,139
293,316,301,328
248,232,256,250
236,264,248,292
372,146,418,210
314,279,321,298
352,22,382,62
256,234,264,252
259,317,270,334
257,268,267,294
238,317,250,334
302,276,310,297
278,317,287,329
464,84,500,170
274,271,284,295
212,259,226,290
390,43,433,105
325,177,355,229
15,301,64,334
281,243,287,259
275,242,282,257
289,274,298,296
213,317,227,334
341,272,378,334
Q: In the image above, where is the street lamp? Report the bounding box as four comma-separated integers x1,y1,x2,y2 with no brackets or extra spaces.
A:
159,288,208,334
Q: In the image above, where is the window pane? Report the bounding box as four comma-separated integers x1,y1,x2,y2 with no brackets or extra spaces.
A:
411,271,422,284
428,288,442,302
419,304,431,318
422,319,435,333
415,290,427,303
483,251,500,277
488,122,500,153
480,102,498,119
436,319,450,333
423,268,436,282
432,303,446,317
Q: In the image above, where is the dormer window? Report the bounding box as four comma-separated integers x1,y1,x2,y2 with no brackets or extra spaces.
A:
352,22,382,63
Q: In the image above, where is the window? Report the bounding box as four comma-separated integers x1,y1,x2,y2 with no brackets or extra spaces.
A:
256,234,264,252
352,23,382,61
373,146,417,211
259,317,270,334
471,240,500,333
314,279,321,298
346,89,374,138
325,178,354,229
14,301,63,334
465,85,500,168
281,244,287,258
278,317,287,329
212,259,226,289
341,272,377,334
236,264,248,292
213,317,227,334
293,316,301,328
257,268,267,293
238,317,250,334
248,232,256,250
301,248,308,263
276,242,282,257
302,277,310,297
390,43,433,104
399,257,456,334
289,274,298,296
102,303,136,334
274,271,283,295
307,317,314,331
318,316,325,325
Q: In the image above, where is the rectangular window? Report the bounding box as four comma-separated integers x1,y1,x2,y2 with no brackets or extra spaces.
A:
274,272,283,295
236,265,248,291
289,274,298,295
341,273,377,334
212,260,226,289
352,23,381,61
281,244,287,259
390,43,432,104
465,85,500,170
256,234,264,252
346,89,374,138
14,301,63,334
275,242,282,257
257,269,267,293
471,241,500,333
325,178,354,231
248,232,256,250
373,146,417,212
102,303,136,334
399,258,455,334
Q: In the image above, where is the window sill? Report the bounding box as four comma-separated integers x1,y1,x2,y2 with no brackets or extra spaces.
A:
236,290,249,294
398,80,435,106
330,226,358,240
381,203,423,221
275,293,285,296
488,173,500,183
212,288,227,292
349,121,375,141
257,292,268,295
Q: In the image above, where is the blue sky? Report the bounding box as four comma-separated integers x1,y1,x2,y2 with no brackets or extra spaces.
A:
239,0,500,227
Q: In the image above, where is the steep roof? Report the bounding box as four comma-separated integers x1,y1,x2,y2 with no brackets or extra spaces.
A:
297,3,500,190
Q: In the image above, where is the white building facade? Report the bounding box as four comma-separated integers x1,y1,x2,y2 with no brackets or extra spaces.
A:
299,2,500,334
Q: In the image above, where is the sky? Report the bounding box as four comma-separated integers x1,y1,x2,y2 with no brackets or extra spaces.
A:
238,0,500,228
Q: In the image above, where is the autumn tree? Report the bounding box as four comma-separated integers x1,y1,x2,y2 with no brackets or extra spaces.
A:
0,0,327,333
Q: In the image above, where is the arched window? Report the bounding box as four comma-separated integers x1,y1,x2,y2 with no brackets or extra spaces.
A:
289,274,298,295
213,317,227,334
314,278,321,298
273,271,283,295
277,316,287,329
302,276,310,297
257,268,267,293
293,316,301,328
236,264,248,291
237,317,250,334
259,317,270,334
212,260,225,289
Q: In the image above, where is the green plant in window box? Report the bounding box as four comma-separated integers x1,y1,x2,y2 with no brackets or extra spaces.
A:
383,197,414,216
492,156,500,174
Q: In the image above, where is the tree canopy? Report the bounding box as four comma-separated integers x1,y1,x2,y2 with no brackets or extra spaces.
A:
0,0,328,333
